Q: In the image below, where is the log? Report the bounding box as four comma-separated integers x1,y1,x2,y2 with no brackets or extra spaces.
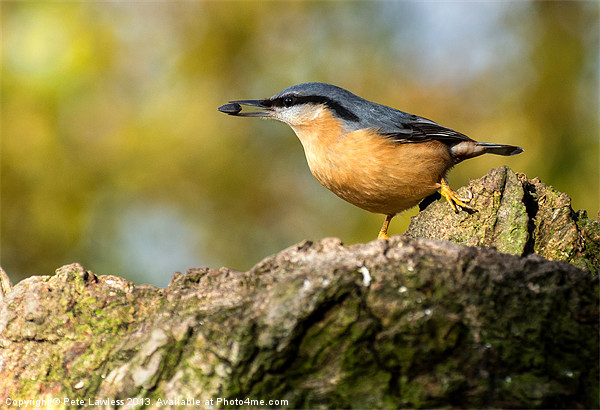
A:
0,167,597,408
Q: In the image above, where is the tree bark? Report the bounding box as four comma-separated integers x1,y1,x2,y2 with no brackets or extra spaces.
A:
0,167,598,409
406,166,598,273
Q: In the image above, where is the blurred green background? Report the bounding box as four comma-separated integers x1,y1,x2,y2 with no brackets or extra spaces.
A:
2,1,598,287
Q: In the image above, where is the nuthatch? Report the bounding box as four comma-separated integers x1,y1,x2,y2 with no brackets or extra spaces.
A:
219,82,523,239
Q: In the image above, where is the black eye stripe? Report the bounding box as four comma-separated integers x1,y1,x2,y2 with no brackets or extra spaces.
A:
268,95,359,122
267,95,298,108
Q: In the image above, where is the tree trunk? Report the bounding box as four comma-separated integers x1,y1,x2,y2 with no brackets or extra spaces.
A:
0,167,597,409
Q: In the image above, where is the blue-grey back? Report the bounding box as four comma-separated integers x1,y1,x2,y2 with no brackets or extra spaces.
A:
271,82,472,143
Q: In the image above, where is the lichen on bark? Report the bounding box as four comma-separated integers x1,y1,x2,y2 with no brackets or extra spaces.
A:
406,166,598,274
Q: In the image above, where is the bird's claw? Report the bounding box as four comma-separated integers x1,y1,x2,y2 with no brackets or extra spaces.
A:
440,179,475,213
377,214,394,240
377,231,391,240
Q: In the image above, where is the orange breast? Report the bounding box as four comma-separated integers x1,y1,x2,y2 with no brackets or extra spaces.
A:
292,111,453,215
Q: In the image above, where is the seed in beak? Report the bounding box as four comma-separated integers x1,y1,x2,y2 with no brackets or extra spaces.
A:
218,103,242,115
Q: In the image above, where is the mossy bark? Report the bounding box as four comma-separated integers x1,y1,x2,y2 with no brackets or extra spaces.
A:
0,167,598,409
406,166,598,273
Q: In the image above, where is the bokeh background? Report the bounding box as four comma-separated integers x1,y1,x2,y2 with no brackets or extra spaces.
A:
2,1,598,287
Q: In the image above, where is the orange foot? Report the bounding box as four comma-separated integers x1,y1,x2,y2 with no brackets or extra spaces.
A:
377,214,394,240
440,178,475,213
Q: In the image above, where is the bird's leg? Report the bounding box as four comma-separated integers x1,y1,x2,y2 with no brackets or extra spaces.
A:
440,178,474,213
377,214,394,240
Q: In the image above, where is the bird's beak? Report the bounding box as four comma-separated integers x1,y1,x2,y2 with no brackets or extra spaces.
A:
218,99,272,117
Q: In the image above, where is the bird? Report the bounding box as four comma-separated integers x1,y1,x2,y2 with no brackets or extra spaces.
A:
218,82,523,239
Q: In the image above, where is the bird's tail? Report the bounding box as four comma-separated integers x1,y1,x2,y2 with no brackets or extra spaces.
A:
450,141,523,162
477,142,523,156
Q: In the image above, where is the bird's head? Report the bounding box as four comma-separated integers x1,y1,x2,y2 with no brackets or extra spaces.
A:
219,82,361,128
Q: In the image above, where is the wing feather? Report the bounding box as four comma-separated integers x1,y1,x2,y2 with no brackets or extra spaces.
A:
381,116,474,145
340,96,475,145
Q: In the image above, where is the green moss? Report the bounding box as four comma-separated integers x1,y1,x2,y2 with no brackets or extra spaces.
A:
575,211,600,274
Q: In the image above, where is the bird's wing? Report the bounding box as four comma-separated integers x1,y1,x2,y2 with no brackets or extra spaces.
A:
380,115,474,145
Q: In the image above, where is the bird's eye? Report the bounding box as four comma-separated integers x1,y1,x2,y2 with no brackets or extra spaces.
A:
283,96,294,107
